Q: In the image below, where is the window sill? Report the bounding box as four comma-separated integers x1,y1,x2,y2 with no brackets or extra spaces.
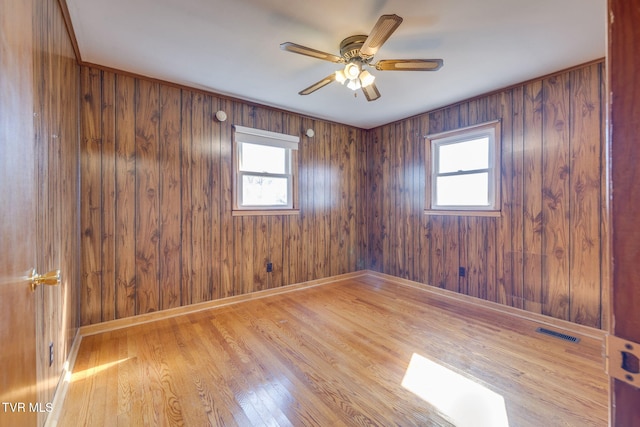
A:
424,209,501,218
232,209,300,217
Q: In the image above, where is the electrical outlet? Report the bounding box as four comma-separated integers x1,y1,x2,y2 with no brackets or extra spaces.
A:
266,262,273,273
48,342,54,367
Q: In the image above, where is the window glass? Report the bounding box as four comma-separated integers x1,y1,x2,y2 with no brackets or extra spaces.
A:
233,125,299,212
438,137,489,173
240,143,287,174
426,121,500,213
436,173,489,206
242,175,289,206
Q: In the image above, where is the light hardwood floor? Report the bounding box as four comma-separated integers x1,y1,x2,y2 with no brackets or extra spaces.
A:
56,273,608,426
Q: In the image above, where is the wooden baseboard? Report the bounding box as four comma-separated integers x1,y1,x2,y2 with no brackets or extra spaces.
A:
79,270,369,337
365,270,606,341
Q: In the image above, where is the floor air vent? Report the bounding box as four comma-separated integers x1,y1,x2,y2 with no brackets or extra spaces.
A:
535,327,580,343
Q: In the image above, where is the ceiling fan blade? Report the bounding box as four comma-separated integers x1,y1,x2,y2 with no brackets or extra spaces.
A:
375,59,444,71
360,14,403,57
280,42,344,63
362,82,381,102
299,73,336,95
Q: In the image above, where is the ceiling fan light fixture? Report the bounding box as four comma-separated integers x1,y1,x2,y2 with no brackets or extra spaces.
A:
347,78,361,91
281,14,444,102
344,62,361,80
359,70,375,88
335,69,347,84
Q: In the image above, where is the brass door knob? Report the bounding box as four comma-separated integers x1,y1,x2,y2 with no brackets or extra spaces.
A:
29,269,61,291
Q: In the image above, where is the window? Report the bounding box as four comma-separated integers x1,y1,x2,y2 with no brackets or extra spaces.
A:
426,120,501,215
233,125,299,213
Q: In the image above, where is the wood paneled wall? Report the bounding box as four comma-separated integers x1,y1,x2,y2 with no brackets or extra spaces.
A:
33,0,81,419
79,68,365,324
80,61,607,330
365,61,607,329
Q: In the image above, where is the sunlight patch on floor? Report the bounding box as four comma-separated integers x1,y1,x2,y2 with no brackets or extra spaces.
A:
71,358,130,381
401,353,510,427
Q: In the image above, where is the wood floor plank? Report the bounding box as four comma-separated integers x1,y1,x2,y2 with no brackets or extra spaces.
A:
58,274,607,427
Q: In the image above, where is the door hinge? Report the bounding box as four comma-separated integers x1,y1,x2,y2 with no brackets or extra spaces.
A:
606,334,640,389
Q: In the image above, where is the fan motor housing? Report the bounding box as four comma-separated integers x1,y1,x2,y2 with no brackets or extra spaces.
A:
340,35,369,60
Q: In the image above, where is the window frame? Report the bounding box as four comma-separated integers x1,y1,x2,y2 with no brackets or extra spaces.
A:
233,125,300,215
425,120,501,216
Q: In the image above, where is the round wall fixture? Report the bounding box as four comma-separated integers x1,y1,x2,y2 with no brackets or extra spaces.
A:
215,110,227,122
306,128,315,138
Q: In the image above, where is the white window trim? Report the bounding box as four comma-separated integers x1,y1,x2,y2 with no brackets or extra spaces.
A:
234,125,299,150
233,125,299,212
425,120,501,216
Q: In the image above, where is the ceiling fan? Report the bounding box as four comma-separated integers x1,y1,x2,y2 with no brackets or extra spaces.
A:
280,14,443,101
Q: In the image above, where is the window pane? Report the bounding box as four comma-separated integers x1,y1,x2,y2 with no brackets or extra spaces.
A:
436,173,489,206
242,175,289,206
240,143,287,174
438,137,489,173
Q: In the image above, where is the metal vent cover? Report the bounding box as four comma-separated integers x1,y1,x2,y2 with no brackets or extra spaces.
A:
535,327,580,343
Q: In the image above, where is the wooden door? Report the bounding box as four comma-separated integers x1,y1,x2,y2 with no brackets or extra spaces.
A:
608,0,640,425
0,0,38,426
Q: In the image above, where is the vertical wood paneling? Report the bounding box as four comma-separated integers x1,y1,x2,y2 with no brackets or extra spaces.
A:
81,70,364,323
569,64,602,327
254,217,268,291
366,62,607,329
542,74,570,320
497,90,514,306
134,80,160,314
80,67,103,325
511,86,526,310
269,215,284,288
115,75,137,318
347,127,358,273
219,98,234,297
330,123,343,276
314,120,328,278
322,121,332,277
159,86,182,310
485,216,497,301
522,80,544,314
101,71,116,321
299,116,314,281
403,119,416,279
190,93,212,303
80,61,606,331
392,121,403,278
210,96,222,299
381,125,392,274
356,126,367,271
367,127,383,272
180,90,194,305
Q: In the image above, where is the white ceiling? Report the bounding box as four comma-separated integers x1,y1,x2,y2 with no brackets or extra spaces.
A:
65,0,605,129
